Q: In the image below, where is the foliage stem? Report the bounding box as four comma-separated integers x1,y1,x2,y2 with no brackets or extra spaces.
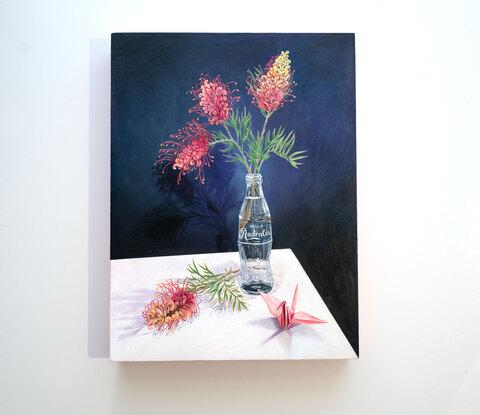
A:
254,112,271,174
223,124,252,174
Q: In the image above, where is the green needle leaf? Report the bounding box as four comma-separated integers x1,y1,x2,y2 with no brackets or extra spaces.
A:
185,261,248,312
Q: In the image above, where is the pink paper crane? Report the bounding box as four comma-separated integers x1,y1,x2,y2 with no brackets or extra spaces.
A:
260,284,327,329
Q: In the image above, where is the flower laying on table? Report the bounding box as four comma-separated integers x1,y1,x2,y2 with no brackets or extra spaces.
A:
185,260,248,312
142,280,199,333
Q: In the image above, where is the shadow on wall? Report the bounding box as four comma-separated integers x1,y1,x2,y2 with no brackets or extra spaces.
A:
133,149,240,257
88,38,111,358
112,359,351,412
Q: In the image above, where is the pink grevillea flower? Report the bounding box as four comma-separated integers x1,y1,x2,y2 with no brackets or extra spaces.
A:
155,120,213,184
247,51,296,113
189,75,240,125
143,280,199,334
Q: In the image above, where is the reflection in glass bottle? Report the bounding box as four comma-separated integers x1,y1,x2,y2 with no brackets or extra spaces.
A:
238,174,273,294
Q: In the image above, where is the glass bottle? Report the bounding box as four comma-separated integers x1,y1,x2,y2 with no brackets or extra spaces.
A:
238,174,273,294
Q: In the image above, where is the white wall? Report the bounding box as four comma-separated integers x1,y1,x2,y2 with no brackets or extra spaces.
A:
1,1,479,413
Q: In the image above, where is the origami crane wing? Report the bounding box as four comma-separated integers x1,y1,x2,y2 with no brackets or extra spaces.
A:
260,292,284,316
292,311,327,325
260,284,327,329
259,293,290,328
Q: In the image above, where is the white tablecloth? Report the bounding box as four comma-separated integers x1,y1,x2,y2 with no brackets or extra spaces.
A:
110,249,357,361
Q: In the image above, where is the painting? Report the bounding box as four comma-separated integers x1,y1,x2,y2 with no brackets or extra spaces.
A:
110,33,358,361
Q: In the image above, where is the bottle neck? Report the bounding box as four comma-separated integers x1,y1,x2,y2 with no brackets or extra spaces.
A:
245,174,264,198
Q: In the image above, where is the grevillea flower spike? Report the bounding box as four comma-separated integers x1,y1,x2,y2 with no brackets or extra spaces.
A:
155,120,213,184
155,52,305,183
189,75,240,125
260,284,327,329
143,280,200,334
247,51,296,114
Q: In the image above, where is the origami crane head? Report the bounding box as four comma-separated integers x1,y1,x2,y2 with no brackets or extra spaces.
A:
260,284,327,329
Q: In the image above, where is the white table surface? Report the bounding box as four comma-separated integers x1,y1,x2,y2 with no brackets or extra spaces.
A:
110,249,357,361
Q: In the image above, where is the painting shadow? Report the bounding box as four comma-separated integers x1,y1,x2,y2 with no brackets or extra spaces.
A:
88,38,110,358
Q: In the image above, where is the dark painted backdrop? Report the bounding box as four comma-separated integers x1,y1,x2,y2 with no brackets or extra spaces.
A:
111,33,358,354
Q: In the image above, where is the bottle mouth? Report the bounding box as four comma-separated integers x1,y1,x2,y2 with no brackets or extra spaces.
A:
245,173,262,183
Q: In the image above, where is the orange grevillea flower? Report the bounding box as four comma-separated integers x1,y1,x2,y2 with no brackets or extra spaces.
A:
189,75,240,125
247,51,296,113
155,120,213,184
143,280,200,334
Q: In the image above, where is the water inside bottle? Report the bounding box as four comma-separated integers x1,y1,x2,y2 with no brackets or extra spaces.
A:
238,214,273,294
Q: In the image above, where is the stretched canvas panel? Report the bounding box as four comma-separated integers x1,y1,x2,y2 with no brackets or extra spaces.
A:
110,33,358,361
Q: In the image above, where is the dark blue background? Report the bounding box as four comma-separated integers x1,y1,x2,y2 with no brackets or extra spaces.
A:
111,33,358,354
